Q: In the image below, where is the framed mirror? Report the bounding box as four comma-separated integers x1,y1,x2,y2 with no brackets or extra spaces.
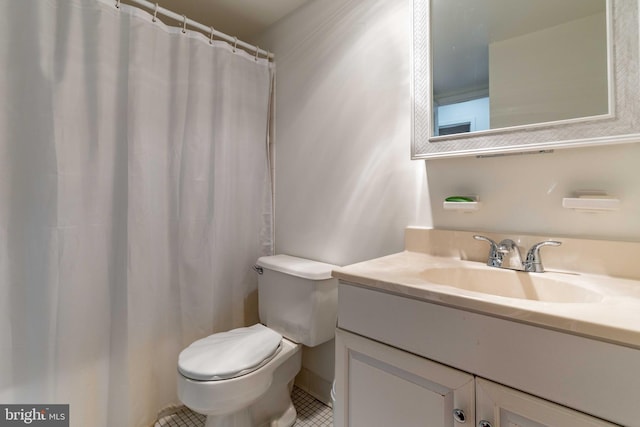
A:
412,0,640,159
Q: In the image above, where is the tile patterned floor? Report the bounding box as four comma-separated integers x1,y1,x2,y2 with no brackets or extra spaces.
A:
291,387,333,427
155,406,205,427
154,387,332,427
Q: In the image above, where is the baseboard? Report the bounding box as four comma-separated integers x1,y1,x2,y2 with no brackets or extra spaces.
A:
294,367,333,406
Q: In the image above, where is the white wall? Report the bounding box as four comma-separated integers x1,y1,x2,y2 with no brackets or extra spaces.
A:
256,0,431,268
427,142,640,240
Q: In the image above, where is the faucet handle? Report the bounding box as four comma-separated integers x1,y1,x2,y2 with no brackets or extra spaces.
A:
474,234,497,245
473,235,502,267
524,240,562,272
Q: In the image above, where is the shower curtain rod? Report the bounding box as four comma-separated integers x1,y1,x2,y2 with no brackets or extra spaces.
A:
117,0,274,60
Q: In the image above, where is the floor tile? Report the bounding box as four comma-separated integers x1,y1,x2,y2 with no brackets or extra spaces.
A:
154,387,332,427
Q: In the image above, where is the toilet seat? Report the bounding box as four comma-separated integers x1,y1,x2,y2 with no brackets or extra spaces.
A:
178,324,283,381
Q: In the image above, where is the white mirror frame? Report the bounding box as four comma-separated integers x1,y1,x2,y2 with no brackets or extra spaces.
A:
412,0,640,159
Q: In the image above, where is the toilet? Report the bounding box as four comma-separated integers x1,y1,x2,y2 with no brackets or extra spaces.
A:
177,254,338,427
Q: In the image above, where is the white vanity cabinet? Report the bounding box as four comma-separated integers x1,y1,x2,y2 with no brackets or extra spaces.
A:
335,328,475,427
475,378,616,427
335,329,615,427
335,281,636,427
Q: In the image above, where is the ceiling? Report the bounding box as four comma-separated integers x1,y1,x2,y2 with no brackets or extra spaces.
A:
136,0,311,41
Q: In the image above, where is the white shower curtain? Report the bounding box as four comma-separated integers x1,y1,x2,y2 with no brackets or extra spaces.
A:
0,1,274,426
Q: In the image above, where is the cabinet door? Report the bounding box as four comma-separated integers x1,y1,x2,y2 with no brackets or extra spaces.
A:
476,378,618,427
335,328,475,427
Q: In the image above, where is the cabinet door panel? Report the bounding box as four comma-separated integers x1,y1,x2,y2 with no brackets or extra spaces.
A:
476,378,618,427
349,352,450,426
335,329,475,427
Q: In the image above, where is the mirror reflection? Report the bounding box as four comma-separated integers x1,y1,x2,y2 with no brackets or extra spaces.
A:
431,0,609,136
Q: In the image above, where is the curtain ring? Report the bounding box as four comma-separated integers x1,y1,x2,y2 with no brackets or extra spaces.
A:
152,3,159,22
209,26,215,45
182,15,187,34
233,37,238,53
254,46,260,61
115,0,120,9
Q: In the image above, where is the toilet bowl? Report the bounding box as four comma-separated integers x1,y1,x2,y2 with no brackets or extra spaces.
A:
177,255,338,427
178,330,301,427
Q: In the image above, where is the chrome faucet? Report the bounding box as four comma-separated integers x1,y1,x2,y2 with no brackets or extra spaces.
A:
496,239,523,270
523,240,562,272
473,235,502,267
474,235,561,273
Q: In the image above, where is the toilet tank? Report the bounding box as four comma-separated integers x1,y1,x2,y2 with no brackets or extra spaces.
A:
255,255,339,347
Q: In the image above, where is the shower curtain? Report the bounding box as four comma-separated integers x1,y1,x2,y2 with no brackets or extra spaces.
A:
0,1,274,426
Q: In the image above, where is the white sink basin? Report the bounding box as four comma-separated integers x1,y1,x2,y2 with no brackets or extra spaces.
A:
421,267,603,303
332,248,640,349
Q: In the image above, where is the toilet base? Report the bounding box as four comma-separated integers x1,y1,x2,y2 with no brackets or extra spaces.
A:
179,338,301,427
202,379,297,427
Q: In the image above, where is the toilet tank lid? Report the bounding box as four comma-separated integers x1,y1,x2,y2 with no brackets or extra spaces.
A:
256,255,338,280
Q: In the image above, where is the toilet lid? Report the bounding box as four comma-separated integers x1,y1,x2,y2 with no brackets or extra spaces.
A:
178,324,283,381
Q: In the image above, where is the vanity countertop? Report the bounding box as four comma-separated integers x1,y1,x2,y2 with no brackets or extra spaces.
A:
332,250,640,350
